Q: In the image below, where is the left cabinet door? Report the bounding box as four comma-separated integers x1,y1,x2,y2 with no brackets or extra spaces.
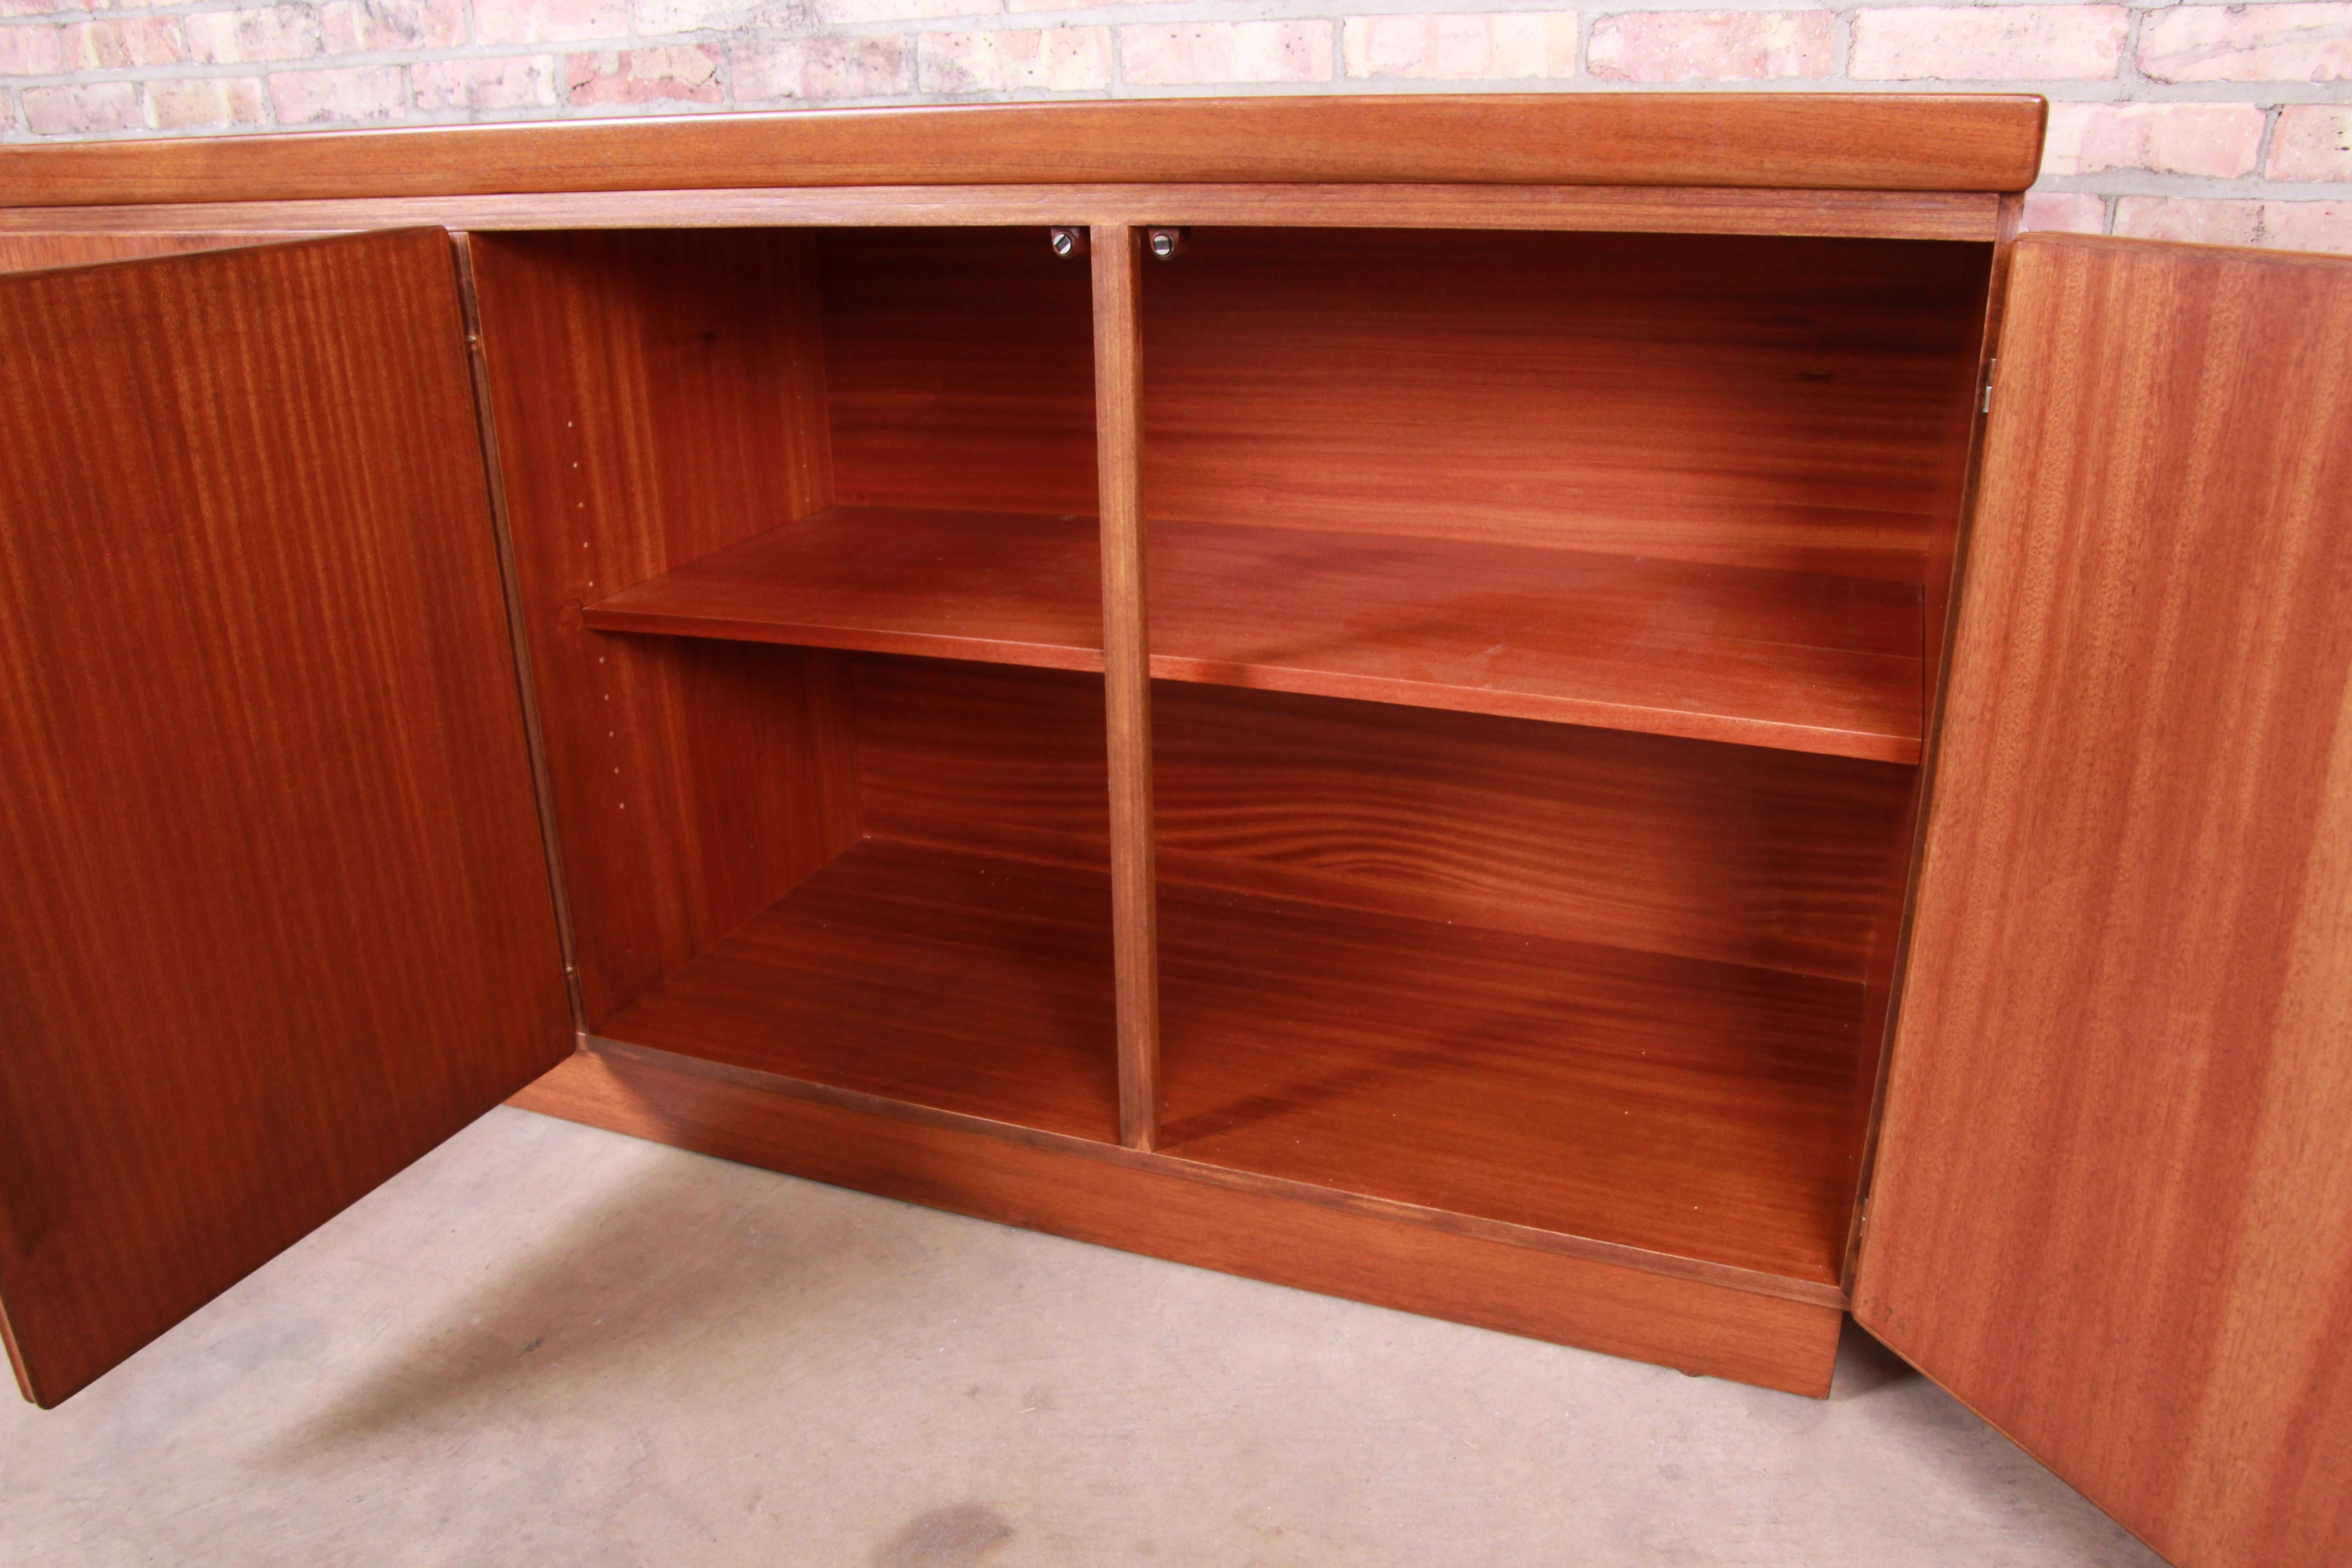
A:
0,229,574,1407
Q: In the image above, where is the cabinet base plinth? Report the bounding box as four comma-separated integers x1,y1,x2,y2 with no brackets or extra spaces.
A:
511,1042,1845,1397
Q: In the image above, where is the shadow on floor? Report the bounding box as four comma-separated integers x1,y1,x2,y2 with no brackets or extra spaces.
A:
261,1131,882,1461
1830,1314,1925,1401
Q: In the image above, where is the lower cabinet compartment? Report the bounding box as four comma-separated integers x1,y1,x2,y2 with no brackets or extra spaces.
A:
1147,681,1907,1291
542,652,1898,1390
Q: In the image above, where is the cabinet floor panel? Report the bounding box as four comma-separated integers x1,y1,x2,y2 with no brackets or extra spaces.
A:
585,504,1922,761
598,838,1120,1143
1157,882,1869,1285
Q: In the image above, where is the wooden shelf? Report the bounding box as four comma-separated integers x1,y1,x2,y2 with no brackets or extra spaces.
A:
597,838,1120,1143
1152,517,1923,763
581,505,1105,672
1157,881,1870,1285
587,505,1924,762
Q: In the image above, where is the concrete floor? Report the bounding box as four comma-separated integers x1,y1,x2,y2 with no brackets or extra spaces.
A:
1,1107,2165,1568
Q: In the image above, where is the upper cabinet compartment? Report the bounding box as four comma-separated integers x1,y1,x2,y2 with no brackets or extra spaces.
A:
1138,227,1992,762
562,227,1104,671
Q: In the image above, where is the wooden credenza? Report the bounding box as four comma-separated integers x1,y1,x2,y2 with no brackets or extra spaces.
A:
0,95,2345,1568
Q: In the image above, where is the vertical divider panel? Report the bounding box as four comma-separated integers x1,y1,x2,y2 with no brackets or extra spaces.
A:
1092,223,1161,1152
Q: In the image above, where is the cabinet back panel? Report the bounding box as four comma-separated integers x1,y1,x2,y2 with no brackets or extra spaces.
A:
1156,683,1911,985
820,227,1098,517
854,655,1112,872
855,657,1909,983
470,229,860,1028
1143,228,1989,578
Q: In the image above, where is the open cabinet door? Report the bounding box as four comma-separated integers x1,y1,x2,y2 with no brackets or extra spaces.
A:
0,230,573,1407
1853,234,2352,1568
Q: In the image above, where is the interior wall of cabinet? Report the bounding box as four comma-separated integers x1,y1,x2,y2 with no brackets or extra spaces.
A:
1140,228,1990,578
822,227,1096,515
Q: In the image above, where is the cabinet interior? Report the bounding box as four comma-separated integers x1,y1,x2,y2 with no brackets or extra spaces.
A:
470,222,1990,1294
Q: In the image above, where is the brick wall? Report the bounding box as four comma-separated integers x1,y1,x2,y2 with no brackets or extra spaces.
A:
1,0,2347,251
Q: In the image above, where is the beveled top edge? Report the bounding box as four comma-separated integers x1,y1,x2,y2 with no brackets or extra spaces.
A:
0,93,2048,210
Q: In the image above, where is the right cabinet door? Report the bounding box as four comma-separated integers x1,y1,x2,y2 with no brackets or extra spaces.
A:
1853,234,2352,1568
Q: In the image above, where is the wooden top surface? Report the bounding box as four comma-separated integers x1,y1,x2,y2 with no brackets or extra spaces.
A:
0,94,2046,209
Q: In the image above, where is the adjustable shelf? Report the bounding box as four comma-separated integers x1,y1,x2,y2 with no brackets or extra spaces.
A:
1149,516,1922,763
584,504,1924,762
582,505,1104,672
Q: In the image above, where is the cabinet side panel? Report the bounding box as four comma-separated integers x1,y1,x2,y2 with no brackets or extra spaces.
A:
469,230,860,1027
0,231,573,1406
1857,236,2352,1568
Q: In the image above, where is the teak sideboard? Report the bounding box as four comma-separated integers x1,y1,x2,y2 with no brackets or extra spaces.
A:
0,94,2346,1568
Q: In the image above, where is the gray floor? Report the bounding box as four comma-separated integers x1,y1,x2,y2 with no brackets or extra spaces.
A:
1,1107,2165,1568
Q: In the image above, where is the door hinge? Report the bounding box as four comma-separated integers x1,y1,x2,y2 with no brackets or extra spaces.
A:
1980,358,1996,415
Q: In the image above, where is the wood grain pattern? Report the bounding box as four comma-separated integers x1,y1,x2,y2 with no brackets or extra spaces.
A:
1921,189,2024,717
1149,683,1911,986
1144,227,1992,578
0,186,2009,244
0,231,319,272
1147,518,1924,762
855,657,1910,984
582,505,1103,670
820,226,1096,518
1856,235,2352,1568
596,839,1119,1143
850,657,1111,876
467,229,861,1029
0,94,2048,208
583,505,1923,762
1838,188,2021,1284
1093,224,1162,1152
513,1041,1849,1396
0,230,571,1406
1155,881,1870,1285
